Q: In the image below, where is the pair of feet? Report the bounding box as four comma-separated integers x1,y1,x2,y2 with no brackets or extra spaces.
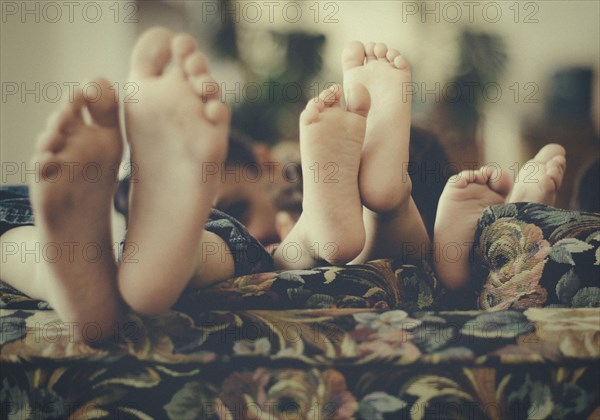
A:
434,143,567,289
30,28,230,332
274,41,423,268
29,29,422,334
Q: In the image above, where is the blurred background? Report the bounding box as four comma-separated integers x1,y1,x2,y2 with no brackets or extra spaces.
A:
2,0,599,210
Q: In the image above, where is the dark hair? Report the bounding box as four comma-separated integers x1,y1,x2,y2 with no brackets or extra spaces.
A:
226,129,258,166
577,160,600,212
409,126,454,237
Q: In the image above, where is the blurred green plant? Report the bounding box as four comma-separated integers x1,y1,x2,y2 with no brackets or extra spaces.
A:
208,0,326,144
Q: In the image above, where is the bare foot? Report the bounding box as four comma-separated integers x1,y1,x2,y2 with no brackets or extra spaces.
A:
342,41,430,264
342,41,412,213
274,84,370,268
121,27,230,315
434,167,512,289
30,78,123,340
509,143,566,206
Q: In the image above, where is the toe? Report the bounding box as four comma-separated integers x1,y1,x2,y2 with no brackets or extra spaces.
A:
386,48,401,62
374,42,388,60
85,78,119,128
130,26,173,78
38,92,86,152
548,155,567,188
341,41,365,72
184,51,208,77
36,129,65,154
393,54,410,70
172,33,197,69
300,105,320,126
551,154,567,171
459,170,483,186
448,171,472,188
485,167,512,198
55,93,85,134
364,42,377,62
534,143,566,163
190,74,221,100
345,82,370,117
319,84,343,107
301,97,323,125
204,99,230,126
36,151,62,181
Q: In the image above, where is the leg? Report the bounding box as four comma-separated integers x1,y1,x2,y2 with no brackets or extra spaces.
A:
341,41,430,263
1,79,123,341
508,144,566,205
119,28,231,315
434,144,566,290
434,167,512,289
273,84,370,269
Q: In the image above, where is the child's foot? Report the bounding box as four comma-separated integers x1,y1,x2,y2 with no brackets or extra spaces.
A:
30,78,123,339
508,144,566,206
434,167,512,289
342,41,412,213
121,27,230,315
275,84,370,267
341,42,431,265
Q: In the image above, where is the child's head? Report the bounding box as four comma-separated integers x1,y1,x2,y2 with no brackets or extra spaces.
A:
214,131,299,244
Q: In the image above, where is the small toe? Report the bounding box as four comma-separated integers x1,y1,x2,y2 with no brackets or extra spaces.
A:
85,78,119,127
341,41,366,72
184,52,208,77
551,154,567,171
172,33,197,68
130,26,173,78
364,42,377,62
204,99,230,126
393,54,410,70
485,167,512,197
461,170,483,186
374,42,388,59
55,98,84,134
319,84,343,107
38,92,86,152
300,104,320,125
190,74,221,100
36,129,65,154
449,171,471,188
386,48,401,62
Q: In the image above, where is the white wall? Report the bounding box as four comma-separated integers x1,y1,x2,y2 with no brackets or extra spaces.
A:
2,0,599,184
1,0,135,185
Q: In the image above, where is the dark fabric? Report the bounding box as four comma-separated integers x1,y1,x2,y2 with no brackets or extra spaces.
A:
205,208,274,277
0,186,273,277
0,186,34,236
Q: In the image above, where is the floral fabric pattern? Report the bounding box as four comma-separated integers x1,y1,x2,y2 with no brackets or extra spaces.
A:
473,203,600,310
1,202,599,418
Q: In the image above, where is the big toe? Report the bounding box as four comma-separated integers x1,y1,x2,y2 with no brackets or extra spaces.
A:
534,143,566,163
485,167,512,198
86,78,119,127
341,41,366,72
547,155,567,188
345,82,370,118
130,26,173,78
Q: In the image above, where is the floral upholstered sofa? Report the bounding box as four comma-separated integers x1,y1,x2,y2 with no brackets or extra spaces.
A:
1,202,599,419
